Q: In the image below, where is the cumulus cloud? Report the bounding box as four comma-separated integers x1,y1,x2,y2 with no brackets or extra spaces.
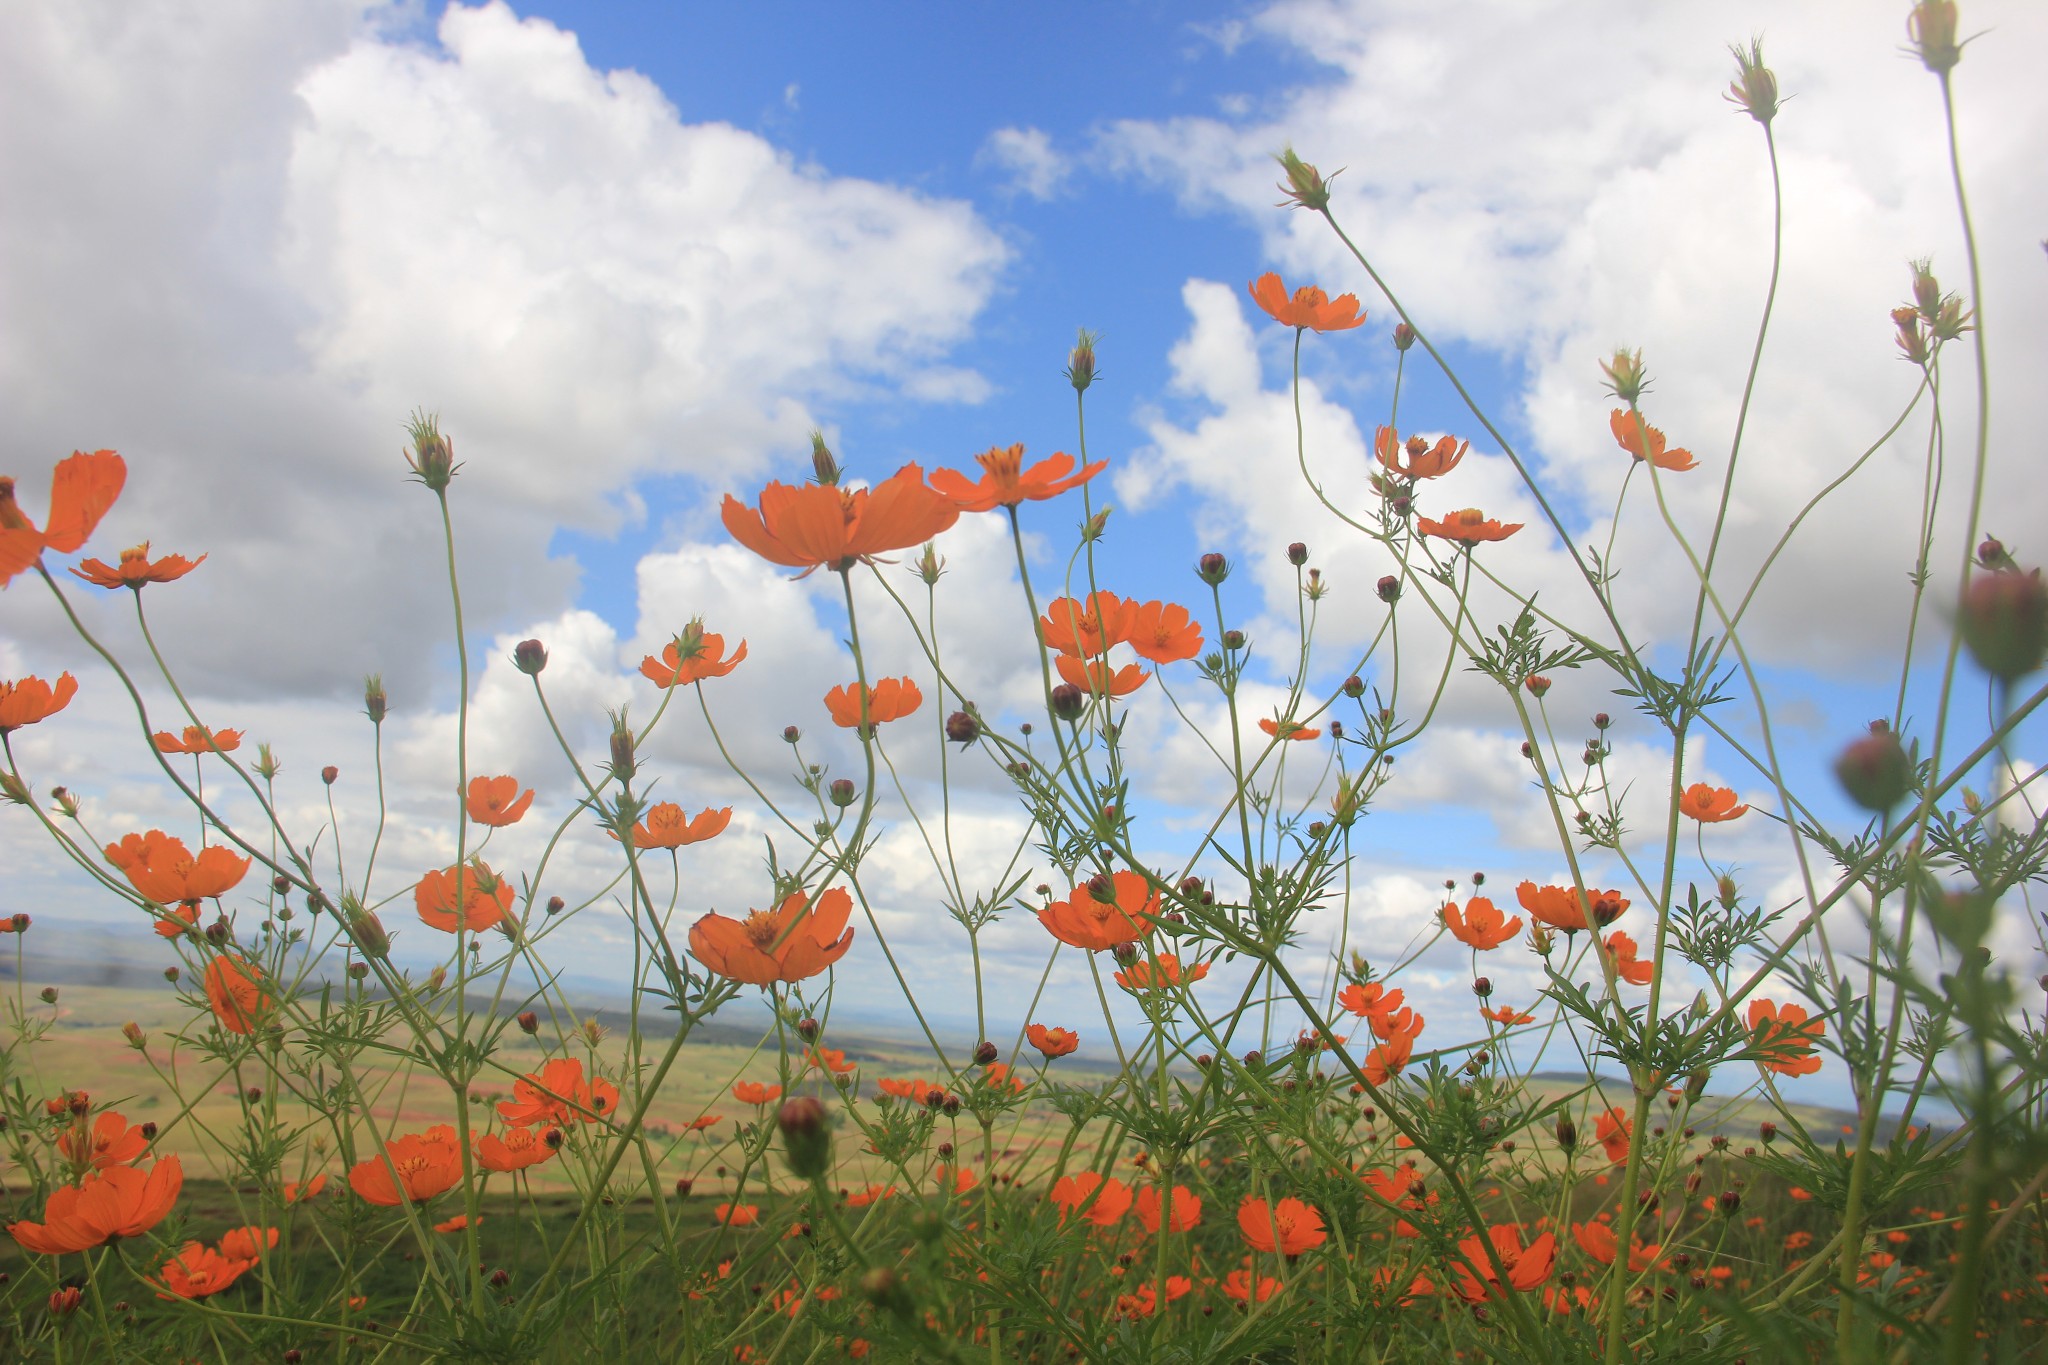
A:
976,126,1072,201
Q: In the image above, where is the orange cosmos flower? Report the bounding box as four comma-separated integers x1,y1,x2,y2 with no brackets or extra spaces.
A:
1238,1195,1327,1255
1054,653,1149,697
1609,410,1697,472
204,956,273,1035
152,724,242,754
433,1214,478,1234
57,1111,150,1171
1747,999,1826,1077
1604,931,1653,986
1594,1107,1632,1164
714,1202,760,1226
1337,980,1405,1025
1038,871,1157,951
153,1241,254,1299
629,802,732,849
1572,1221,1660,1271
0,673,78,733
1049,1171,1132,1227
1247,272,1366,332
1481,1005,1537,1026
1038,591,1133,657
845,1183,897,1207
0,450,126,588
348,1126,465,1206
1113,952,1208,991
1417,507,1524,543
1222,1269,1283,1303
465,775,534,826
721,464,960,576
1258,715,1322,741
282,1174,327,1203
732,1081,783,1105
1027,1023,1079,1060
929,443,1106,512
806,1046,857,1077
217,1225,279,1261
1374,426,1467,480
640,622,748,687
498,1058,619,1126
1368,1005,1425,1044
1363,1033,1417,1086
1123,599,1204,665
824,676,923,728
1679,783,1748,823
876,1077,933,1100
1515,882,1628,933
7,1156,184,1254
71,541,205,590
1134,1184,1201,1234
1451,1225,1557,1303
414,860,514,933
689,886,856,985
477,1125,560,1173
105,831,251,906
1444,895,1522,950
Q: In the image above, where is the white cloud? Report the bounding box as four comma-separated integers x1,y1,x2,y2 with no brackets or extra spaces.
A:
976,125,1071,201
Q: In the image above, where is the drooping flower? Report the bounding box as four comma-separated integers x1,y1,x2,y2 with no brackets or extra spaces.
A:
70,542,206,590
1134,1184,1201,1234
1604,931,1654,987
929,444,1106,512
1679,783,1748,823
204,957,273,1035
1609,410,1697,472
824,677,923,728
1123,600,1204,665
498,1058,619,1126
1222,1269,1283,1303
689,887,856,985
1038,871,1157,951
1747,999,1826,1077
217,1226,279,1261
153,1241,254,1299
1038,592,1133,658
104,831,251,906
1374,426,1467,480
732,1081,783,1106
348,1126,465,1205
1049,1171,1132,1227
1247,273,1366,332
1451,1225,1558,1303
1444,895,1522,951
152,724,243,755
0,673,78,733
1594,1107,1632,1164
465,775,534,827
414,860,514,933
477,1125,561,1173
1027,1023,1079,1060
1258,716,1322,742
1417,508,1524,544
640,623,749,687
0,450,126,588
629,803,732,849
57,1111,150,1171
7,1156,184,1253
722,465,960,576
1054,653,1149,697
1113,952,1209,991
282,1174,328,1203
1516,882,1629,933
1238,1196,1327,1255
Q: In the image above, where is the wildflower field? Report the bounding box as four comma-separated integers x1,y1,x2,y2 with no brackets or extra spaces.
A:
2,5,2046,1362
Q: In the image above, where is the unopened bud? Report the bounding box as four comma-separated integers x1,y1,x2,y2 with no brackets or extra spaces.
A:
1834,723,1912,812
1977,536,2009,569
797,1016,820,1041
1376,575,1401,604
1724,38,1779,125
1286,541,1308,566
809,431,840,486
913,543,945,585
945,710,980,746
1959,570,2048,681
1600,349,1649,405
778,1096,831,1179
513,639,549,675
39,986,58,1004
403,412,457,491
1274,147,1333,213
1555,1114,1578,1152
1196,552,1229,585
1066,328,1099,393
517,1011,538,1034
546,895,565,916
973,1040,999,1066
1473,977,1493,998
1222,629,1245,650
1524,674,1551,698
122,1021,146,1049
828,778,857,808
1906,1,1961,73
1050,684,1084,720
48,786,77,817
349,910,391,959
363,675,387,725
48,1286,83,1318
1392,322,1416,352
607,711,636,780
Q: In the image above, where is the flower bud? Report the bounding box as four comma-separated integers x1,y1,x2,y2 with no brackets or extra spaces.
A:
1524,674,1551,698
945,710,980,745
1286,541,1308,566
348,961,368,980
403,412,457,491
1392,322,1416,352
163,965,179,982
122,1021,146,1049
582,1017,606,1046
797,1016,820,1041
1196,552,1230,585
973,1040,999,1066
1906,1,1961,72
809,431,840,487
513,639,549,675
1050,684,1085,719
1273,147,1333,212
1759,1121,1777,1143
1555,1114,1577,1152
1834,722,1912,812
48,1286,83,1318
1530,924,1554,955
349,909,391,959
782,725,801,744
1593,712,1611,729
425,965,446,993
1376,575,1401,604
913,543,945,585
1977,536,2010,569
1065,328,1098,393
1473,977,1493,998
9,913,28,934
204,921,230,946
1303,567,1324,600
828,778,857,807
546,895,565,916
861,1267,914,1317
363,675,387,725
674,1176,693,1197
1112,942,1139,966
1242,1049,1262,1068
49,785,77,817
778,1096,832,1179
316,763,338,788
1723,38,1778,125
1222,629,1245,651
1959,569,2048,681
1599,349,1649,405
607,711,636,781
39,986,59,1004
518,1010,539,1035
0,773,30,806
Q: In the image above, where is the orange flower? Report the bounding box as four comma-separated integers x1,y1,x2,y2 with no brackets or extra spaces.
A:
1481,1005,1536,1026
876,1077,933,1101
639,623,747,687
1038,591,1133,657
1337,981,1405,1025
1572,1221,1660,1272
0,673,78,733
1594,1107,1632,1164
477,1125,560,1173
732,1081,783,1106
105,830,252,906
1221,1269,1282,1303
721,465,960,576
58,1111,150,1171
715,1202,760,1226
1113,952,1209,991
1444,895,1522,950
1049,1171,1132,1227
415,860,514,933
1038,871,1157,951
7,1156,184,1254
1679,783,1748,823
204,957,273,1035
1374,426,1467,480
465,775,534,827
687,1114,722,1131
347,1126,465,1205
824,676,923,728
71,541,205,590
844,1183,897,1207
1451,1225,1557,1302
0,450,126,588
1027,1023,1079,1060
1054,653,1149,698
689,886,856,985
433,1214,477,1234
153,1241,253,1299
1747,999,1826,1077
1604,931,1653,986
1363,1033,1416,1086
1247,272,1366,332
806,1046,858,1077
1368,1006,1424,1044
1258,715,1322,741
1134,1184,1201,1234
1515,882,1628,933
152,724,243,754
217,1225,279,1261
1609,410,1697,472
1123,600,1204,665
629,802,732,849
1238,1195,1327,1255
152,904,200,938
497,1058,619,1126
282,1174,327,1203
1417,507,1523,543
929,444,1106,512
